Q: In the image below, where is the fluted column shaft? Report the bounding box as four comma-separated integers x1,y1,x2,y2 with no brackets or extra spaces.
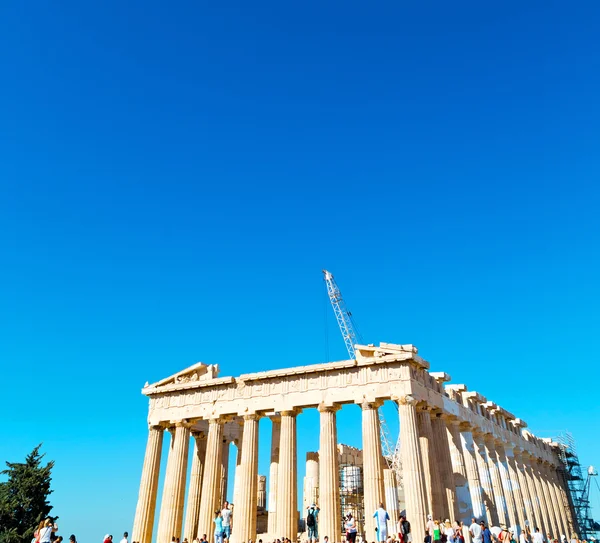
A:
555,467,576,535
523,455,547,535
183,434,207,542
362,401,385,541
472,433,496,524
513,450,538,531
232,424,244,523
505,446,526,533
496,445,519,533
540,463,560,538
431,413,457,520
268,417,281,535
459,424,486,521
198,419,224,541
398,395,427,543
484,437,508,526
132,425,165,543
319,404,341,542
157,424,191,543
418,406,445,519
220,438,230,505
446,420,473,523
232,415,260,543
531,460,553,537
276,410,298,540
384,469,400,535
546,465,568,538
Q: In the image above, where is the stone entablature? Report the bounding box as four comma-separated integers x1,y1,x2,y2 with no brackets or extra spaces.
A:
132,342,575,543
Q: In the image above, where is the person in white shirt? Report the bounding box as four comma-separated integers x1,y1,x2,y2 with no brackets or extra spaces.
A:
532,528,544,543
373,503,390,542
120,532,128,543
221,502,232,542
469,518,483,543
39,520,58,543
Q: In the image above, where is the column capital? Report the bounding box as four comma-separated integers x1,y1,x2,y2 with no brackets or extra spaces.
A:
318,402,341,413
243,413,261,421
280,408,302,417
359,399,384,409
191,430,206,440
395,394,418,406
416,401,433,412
269,414,281,423
458,421,472,431
149,423,166,431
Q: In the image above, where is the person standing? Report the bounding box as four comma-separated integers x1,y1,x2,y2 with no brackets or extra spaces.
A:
120,532,129,543
469,519,483,543
373,503,390,543
346,513,358,543
433,521,442,543
445,521,455,543
214,511,224,543
306,503,319,543
532,529,544,543
221,502,232,542
398,515,411,543
39,520,58,543
480,522,492,543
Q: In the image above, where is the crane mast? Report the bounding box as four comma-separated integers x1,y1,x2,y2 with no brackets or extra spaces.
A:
323,270,360,359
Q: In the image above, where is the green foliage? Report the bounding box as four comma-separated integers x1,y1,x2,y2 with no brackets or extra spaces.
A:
0,445,55,543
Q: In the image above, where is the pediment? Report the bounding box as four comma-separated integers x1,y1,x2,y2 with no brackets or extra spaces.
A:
145,361,220,390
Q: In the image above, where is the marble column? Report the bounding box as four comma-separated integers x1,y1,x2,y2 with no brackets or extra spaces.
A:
417,405,445,519
546,465,568,538
362,401,386,541
531,459,553,537
551,467,573,537
303,452,320,512
523,454,547,535
397,395,428,543
220,438,230,506
472,432,497,525
459,423,486,521
446,419,473,523
132,425,165,543
319,404,341,542
484,437,508,526
496,444,519,534
276,410,299,540
157,423,190,543
555,467,576,536
505,446,527,533
258,475,267,509
513,449,537,531
198,419,224,541
231,414,260,543
232,424,244,512
183,433,207,542
268,416,281,536
540,463,561,538
384,469,400,534
431,412,457,520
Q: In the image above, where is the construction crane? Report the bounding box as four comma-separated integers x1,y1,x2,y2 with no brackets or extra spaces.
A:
322,269,402,479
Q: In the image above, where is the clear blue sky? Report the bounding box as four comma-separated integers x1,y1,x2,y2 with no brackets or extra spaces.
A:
2,1,600,541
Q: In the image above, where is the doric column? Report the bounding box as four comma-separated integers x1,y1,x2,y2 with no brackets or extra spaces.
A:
276,409,299,540
157,423,191,543
303,452,320,513
484,437,508,526
198,419,224,541
523,454,547,535
231,414,260,543
232,423,244,513
513,449,537,531
496,444,519,534
220,438,230,505
397,395,427,543
459,423,486,521
531,458,553,537
362,400,385,541
446,419,473,523
431,412,457,520
384,469,400,535
319,404,341,542
132,425,165,543
268,416,281,535
546,464,569,538
539,462,560,538
183,432,207,542
472,432,496,524
555,466,577,536
417,405,445,519
505,445,526,534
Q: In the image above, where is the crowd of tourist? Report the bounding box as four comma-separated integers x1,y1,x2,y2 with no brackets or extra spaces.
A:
30,504,589,543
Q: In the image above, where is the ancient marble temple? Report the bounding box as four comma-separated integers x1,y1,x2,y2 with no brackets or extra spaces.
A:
131,343,576,543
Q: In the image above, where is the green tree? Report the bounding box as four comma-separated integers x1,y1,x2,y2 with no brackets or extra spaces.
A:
0,445,56,543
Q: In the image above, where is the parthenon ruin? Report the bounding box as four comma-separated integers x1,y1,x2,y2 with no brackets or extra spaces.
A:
131,342,576,543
